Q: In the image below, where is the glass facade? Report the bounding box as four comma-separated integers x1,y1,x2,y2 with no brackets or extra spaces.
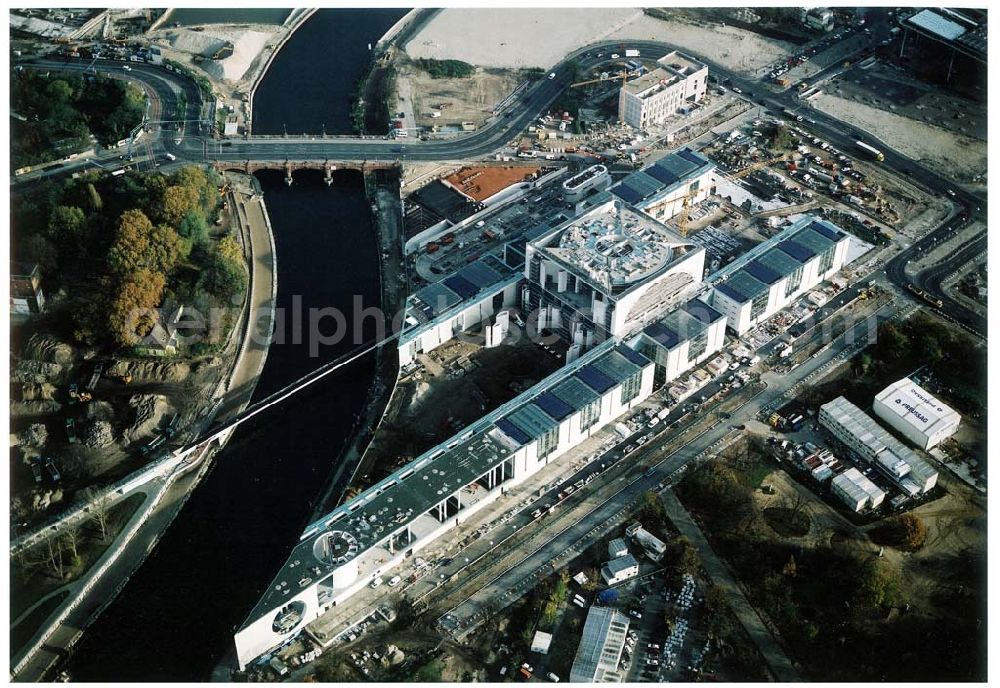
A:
579,399,602,431
537,426,560,459
620,372,642,404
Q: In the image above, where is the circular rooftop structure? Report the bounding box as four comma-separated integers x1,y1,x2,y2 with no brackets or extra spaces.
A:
313,530,359,566
558,218,673,287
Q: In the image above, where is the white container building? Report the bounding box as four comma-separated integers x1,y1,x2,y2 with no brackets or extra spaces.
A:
873,378,961,450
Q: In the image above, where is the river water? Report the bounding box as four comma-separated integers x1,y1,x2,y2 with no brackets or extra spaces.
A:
63,9,405,681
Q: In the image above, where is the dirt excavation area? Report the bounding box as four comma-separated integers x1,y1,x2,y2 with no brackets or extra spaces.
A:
812,92,987,189
402,8,793,77
10,329,226,524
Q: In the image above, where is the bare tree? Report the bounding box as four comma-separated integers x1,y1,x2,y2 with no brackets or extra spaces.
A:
46,538,65,580
62,526,81,563
83,486,113,542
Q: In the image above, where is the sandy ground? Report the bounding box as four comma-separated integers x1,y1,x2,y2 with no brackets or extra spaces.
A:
812,93,987,188
398,59,521,129
152,26,277,82
404,8,792,77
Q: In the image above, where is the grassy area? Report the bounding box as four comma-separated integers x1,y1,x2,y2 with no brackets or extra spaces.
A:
414,58,475,79
10,492,146,620
10,590,70,657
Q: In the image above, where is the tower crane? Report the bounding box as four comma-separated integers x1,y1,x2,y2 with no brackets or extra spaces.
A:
570,69,629,89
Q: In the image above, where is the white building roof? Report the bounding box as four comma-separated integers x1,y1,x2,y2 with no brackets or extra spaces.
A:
570,607,631,683
874,377,961,441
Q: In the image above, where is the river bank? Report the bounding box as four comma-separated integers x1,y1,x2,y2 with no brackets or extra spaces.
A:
12,172,278,681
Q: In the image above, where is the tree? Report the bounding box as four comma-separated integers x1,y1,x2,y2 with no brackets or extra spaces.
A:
148,224,183,274
62,526,81,564
108,209,153,275
83,487,113,542
896,513,927,551
108,269,166,346
178,210,209,244
46,537,66,580
162,184,201,226
855,558,900,612
217,235,243,264
199,250,245,300
47,205,87,243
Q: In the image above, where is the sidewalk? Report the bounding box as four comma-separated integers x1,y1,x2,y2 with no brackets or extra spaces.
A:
11,173,279,682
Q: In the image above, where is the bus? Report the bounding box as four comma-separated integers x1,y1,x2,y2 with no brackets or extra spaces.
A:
856,140,884,161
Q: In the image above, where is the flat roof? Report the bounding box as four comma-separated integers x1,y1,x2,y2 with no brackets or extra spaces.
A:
612,148,713,205
716,270,769,304
571,607,631,682
906,8,968,42
622,66,681,97
537,198,692,292
444,165,541,203
404,254,518,337
643,297,721,350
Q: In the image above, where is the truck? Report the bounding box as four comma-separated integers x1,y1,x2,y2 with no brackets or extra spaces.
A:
625,49,640,57
778,344,793,358
855,140,885,162
614,422,631,439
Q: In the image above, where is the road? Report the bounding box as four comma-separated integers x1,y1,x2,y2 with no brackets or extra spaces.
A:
19,25,986,337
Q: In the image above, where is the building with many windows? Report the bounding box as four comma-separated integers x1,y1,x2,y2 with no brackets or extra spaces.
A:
232,341,655,669
618,51,708,130
819,396,939,496
611,148,715,223
709,216,850,334
635,297,727,386
523,198,705,350
570,606,631,683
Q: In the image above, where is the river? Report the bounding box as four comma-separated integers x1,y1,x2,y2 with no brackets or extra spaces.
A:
63,9,405,681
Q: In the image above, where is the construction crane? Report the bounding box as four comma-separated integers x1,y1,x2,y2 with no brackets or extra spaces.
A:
570,69,629,89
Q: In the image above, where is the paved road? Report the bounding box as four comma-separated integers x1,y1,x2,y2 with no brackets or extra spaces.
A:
19,30,986,340
659,489,800,682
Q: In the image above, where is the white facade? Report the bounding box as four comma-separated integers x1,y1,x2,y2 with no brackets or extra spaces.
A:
562,164,611,203
234,343,655,669
398,280,519,367
637,297,727,385
711,216,851,334
819,396,939,496
625,522,666,561
873,378,961,450
601,554,640,585
619,51,708,130
831,467,885,512
525,198,705,347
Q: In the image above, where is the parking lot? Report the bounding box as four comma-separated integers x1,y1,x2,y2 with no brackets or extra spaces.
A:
616,572,711,682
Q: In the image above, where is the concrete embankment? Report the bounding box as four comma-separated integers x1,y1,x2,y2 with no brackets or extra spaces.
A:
244,8,317,134
11,172,278,682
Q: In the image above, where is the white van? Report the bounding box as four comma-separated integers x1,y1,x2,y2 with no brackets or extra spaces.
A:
370,576,384,589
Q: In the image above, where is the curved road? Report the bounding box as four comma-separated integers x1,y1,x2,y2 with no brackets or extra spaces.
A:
21,30,987,335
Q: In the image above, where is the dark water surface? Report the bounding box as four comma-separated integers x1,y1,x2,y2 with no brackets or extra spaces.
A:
165,8,292,26
63,8,402,681
252,8,406,136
